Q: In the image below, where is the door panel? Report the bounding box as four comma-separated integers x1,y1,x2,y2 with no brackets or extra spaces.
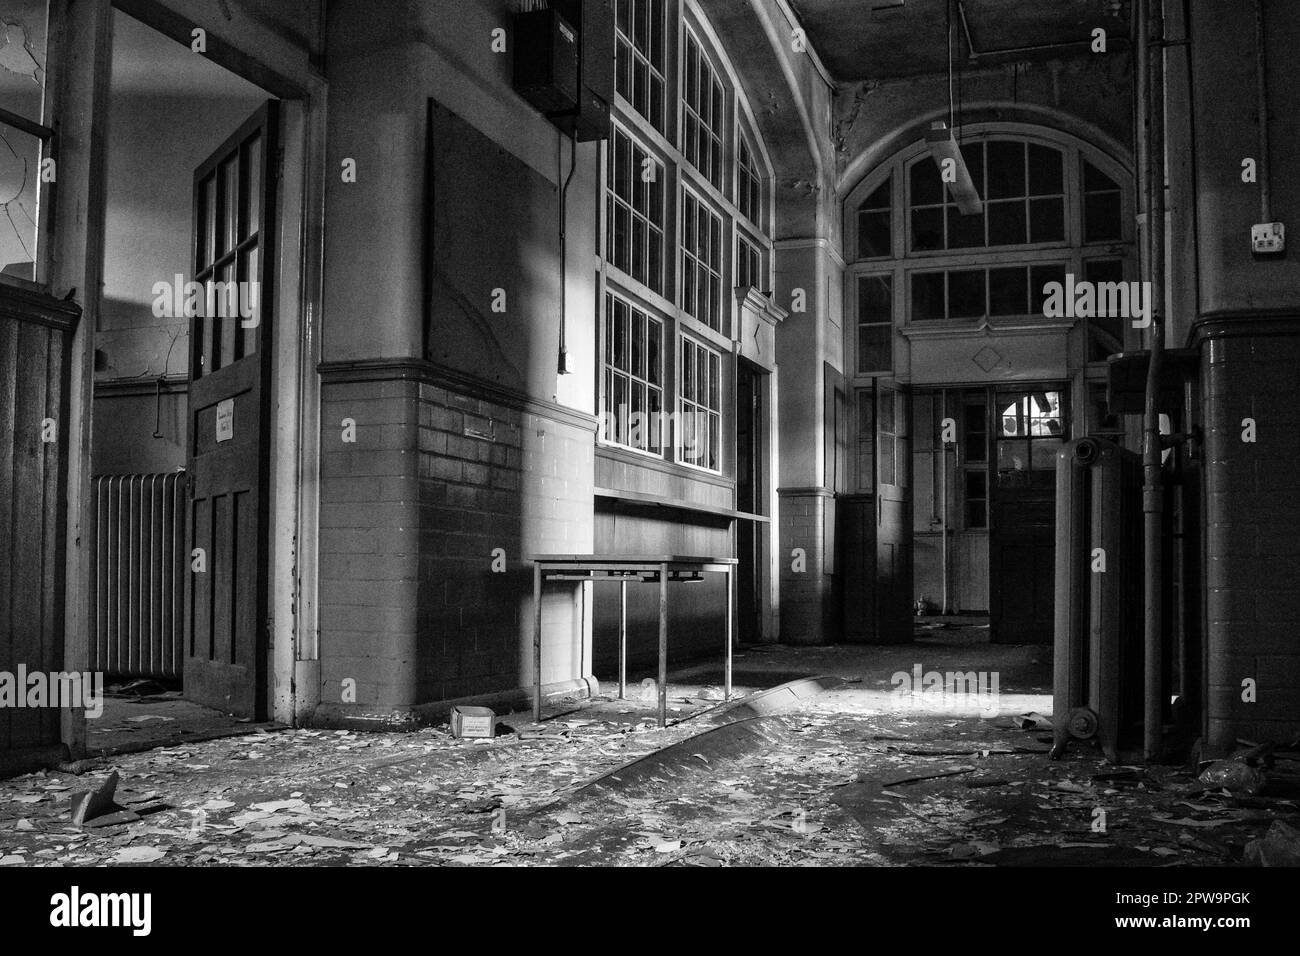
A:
184,102,277,718
989,387,1064,644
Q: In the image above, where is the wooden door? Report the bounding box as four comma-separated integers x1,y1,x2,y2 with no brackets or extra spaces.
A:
989,387,1064,644
184,103,277,718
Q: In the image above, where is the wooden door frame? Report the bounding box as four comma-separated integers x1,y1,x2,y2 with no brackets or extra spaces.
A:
55,1,325,755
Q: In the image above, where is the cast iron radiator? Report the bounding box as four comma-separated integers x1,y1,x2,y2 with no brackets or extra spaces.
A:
89,473,186,678
1051,437,1143,762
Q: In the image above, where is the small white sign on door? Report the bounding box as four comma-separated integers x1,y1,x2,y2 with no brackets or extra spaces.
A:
215,399,234,443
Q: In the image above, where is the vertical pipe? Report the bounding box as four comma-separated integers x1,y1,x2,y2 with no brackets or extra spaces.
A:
618,577,627,700
1254,0,1271,223
1142,0,1167,764
724,566,733,701
533,562,543,722
658,563,668,727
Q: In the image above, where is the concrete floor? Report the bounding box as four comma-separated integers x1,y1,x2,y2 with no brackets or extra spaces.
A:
1,624,1295,867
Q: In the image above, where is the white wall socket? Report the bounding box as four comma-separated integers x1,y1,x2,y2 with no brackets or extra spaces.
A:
1252,221,1285,254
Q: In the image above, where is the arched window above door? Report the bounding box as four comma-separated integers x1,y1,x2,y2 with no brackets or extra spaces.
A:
844,125,1135,376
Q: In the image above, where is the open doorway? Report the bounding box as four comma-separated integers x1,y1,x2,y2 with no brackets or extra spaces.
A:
88,9,280,743
911,384,1067,643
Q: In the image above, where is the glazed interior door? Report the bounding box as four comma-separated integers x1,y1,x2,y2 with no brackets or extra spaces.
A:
184,102,277,717
989,387,1064,644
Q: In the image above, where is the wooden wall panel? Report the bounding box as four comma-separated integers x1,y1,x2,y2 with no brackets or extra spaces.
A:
0,284,79,757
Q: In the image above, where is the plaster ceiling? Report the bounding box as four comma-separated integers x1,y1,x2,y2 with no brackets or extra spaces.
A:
787,0,1132,82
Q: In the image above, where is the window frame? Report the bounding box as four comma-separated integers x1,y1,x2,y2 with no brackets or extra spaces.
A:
843,125,1136,382
598,0,774,476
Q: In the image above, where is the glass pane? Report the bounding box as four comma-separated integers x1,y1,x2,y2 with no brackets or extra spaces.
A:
614,205,629,274
964,406,987,461
986,141,1025,199
988,266,1028,316
220,156,238,257
196,175,212,268
864,178,891,210
216,261,237,371
604,297,614,365
947,204,985,249
998,398,1023,436
238,245,259,358
965,500,986,528
1084,160,1117,192
965,470,987,498
682,342,694,398
243,133,261,239
1030,197,1065,242
616,38,632,99
879,434,896,486
911,206,944,251
1085,191,1122,242
910,159,943,206
632,219,647,284
987,199,1026,245
1031,263,1067,315
1032,437,1064,470
948,269,986,319
858,324,891,373
1028,143,1063,194
708,352,719,409
614,300,628,369
696,348,707,406
631,308,644,378
997,438,1029,473
858,210,891,258
911,272,945,320
647,318,661,385
857,274,891,321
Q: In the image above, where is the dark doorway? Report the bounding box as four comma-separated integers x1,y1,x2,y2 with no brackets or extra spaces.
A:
841,381,913,643
736,359,764,642
988,387,1065,643
184,102,278,718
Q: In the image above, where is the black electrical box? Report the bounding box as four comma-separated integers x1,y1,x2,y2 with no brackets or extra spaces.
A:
513,8,580,116
513,1,614,142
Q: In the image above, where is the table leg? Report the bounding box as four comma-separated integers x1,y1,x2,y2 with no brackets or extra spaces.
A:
533,563,543,723
725,566,733,702
658,563,668,728
618,578,627,700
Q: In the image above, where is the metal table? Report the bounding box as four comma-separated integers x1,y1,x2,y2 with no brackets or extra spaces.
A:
531,554,738,727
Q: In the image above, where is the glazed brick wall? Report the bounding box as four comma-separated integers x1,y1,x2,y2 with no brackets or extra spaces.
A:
1202,332,1300,750
318,378,422,714
415,383,594,701
779,490,835,644
316,375,594,721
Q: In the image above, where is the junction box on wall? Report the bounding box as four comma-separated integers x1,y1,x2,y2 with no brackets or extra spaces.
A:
512,0,614,142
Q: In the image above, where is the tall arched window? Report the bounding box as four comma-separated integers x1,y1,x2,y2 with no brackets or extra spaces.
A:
600,0,774,474
844,125,1135,377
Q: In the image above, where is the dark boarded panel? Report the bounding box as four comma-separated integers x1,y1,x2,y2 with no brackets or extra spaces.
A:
0,285,78,753
428,100,560,394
